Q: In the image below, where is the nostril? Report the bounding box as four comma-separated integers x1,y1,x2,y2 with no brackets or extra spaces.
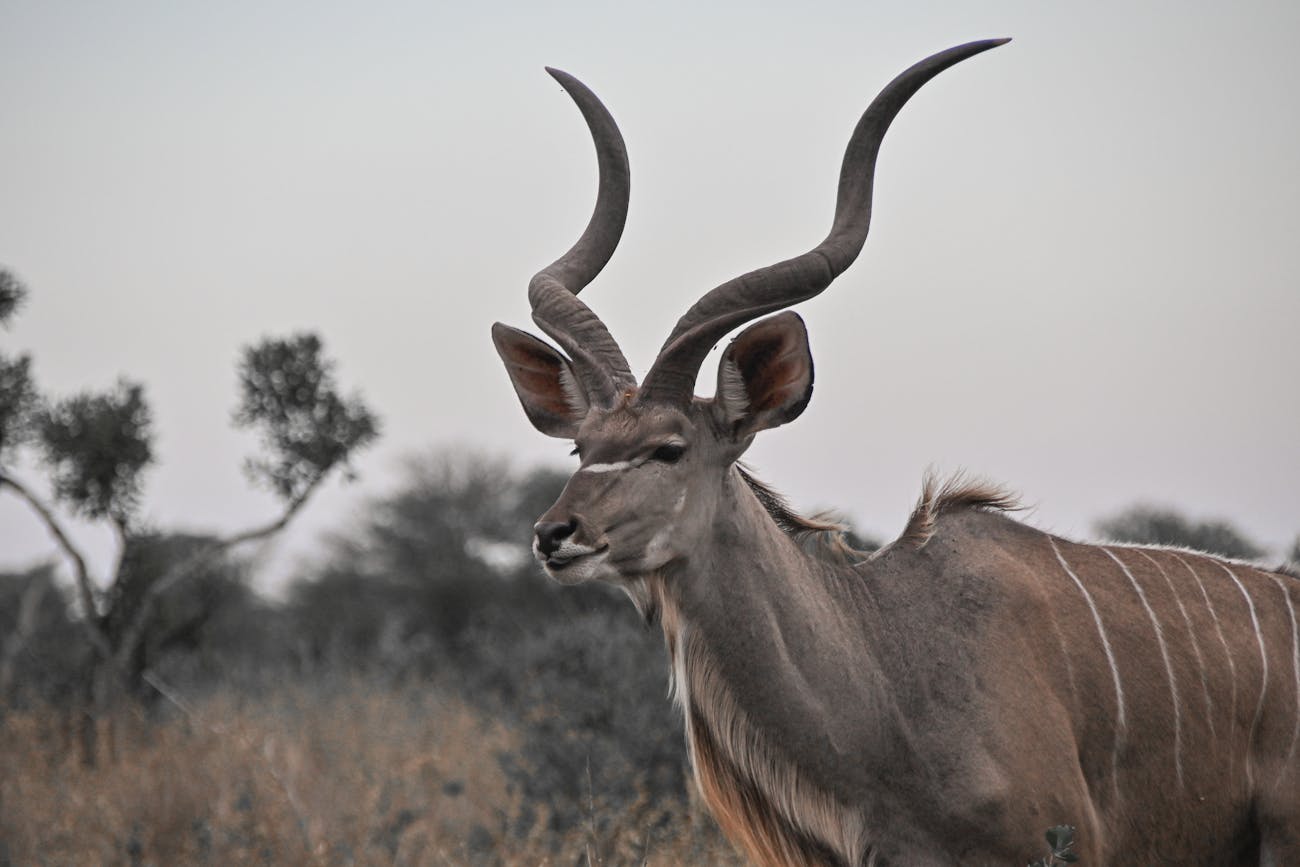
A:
535,520,576,557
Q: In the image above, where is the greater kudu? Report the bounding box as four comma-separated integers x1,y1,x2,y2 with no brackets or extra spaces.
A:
491,40,1300,865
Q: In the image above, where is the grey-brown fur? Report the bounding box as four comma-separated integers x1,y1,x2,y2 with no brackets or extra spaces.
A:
736,464,864,564
491,40,1299,866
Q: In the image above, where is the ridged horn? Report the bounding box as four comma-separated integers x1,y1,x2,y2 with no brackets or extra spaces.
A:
637,39,1008,406
528,67,636,405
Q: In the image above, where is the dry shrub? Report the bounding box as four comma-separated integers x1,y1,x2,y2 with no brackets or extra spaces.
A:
0,678,739,866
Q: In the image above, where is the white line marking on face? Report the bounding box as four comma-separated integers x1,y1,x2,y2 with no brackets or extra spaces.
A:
1137,550,1216,740
1218,562,1269,789
1050,538,1126,795
581,460,637,474
1104,547,1184,788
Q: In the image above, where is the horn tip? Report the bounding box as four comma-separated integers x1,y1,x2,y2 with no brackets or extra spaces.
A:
963,37,1011,53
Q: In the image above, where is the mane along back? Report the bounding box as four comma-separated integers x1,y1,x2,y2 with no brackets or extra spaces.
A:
736,465,866,562
900,471,1023,549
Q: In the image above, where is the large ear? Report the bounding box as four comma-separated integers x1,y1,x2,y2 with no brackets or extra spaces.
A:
712,311,814,438
492,322,589,438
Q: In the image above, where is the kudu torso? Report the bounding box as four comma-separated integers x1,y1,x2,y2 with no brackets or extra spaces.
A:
644,469,1299,865
490,40,1299,866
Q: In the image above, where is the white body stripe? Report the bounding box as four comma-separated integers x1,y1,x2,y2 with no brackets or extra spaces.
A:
1174,552,1239,774
1138,550,1216,739
1046,605,1080,707
1050,538,1126,793
1219,563,1269,788
1105,548,1183,788
1267,575,1300,784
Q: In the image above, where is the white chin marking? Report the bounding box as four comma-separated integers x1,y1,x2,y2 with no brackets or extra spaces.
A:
546,549,613,583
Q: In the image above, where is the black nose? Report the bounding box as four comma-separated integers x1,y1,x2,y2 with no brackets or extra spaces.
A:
535,520,576,557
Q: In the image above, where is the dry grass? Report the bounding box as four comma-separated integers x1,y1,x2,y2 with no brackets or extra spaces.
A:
0,679,740,866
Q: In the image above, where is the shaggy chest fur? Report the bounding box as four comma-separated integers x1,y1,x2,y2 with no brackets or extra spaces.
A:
635,575,871,867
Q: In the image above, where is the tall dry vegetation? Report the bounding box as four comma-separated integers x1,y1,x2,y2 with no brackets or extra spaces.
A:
0,678,739,866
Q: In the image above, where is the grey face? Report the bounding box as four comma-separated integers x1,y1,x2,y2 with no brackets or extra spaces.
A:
494,311,815,586
531,403,719,583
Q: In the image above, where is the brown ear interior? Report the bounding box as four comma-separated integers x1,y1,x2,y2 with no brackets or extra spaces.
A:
716,312,814,436
492,323,587,438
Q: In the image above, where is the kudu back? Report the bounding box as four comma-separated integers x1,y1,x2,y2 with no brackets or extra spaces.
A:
491,40,1300,866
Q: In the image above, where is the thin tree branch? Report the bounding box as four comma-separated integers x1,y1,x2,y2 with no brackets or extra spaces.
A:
108,514,129,586
113,473,325,669
0,470,112,660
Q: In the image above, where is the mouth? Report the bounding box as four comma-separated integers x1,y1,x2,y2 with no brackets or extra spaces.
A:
542,545,608,572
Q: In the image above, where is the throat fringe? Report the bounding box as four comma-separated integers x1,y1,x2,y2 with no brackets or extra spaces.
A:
642,575,872,867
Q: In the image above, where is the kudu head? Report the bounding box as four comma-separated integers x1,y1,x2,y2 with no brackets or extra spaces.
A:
493,41,1006,584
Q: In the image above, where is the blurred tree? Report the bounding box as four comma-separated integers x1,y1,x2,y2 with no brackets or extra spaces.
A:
288,453,573,666
0,271,38,463
0,269,25,323
1095,504,1265,561
287,449,689,835
37,380,153,529
235,334,379,502
102,533,252,688
0,564,85,707
0,267,379,761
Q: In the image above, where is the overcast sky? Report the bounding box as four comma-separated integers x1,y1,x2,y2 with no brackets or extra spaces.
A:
2,0,1297,593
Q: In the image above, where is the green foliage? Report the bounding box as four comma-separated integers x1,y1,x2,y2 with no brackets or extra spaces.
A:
0,268,38,462
0,268,25,326
1095,505,1264,561
234,333,379,503
36,380,154,526
0,353,38,461
1029,824,1079,865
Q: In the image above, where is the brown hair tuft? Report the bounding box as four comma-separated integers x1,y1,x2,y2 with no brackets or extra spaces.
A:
900,471,1021,548
737,464,865,563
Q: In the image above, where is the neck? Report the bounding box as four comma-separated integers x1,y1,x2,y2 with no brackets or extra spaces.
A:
637,468,890,867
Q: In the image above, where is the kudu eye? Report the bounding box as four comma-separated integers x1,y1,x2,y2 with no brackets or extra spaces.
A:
650,443,685,464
